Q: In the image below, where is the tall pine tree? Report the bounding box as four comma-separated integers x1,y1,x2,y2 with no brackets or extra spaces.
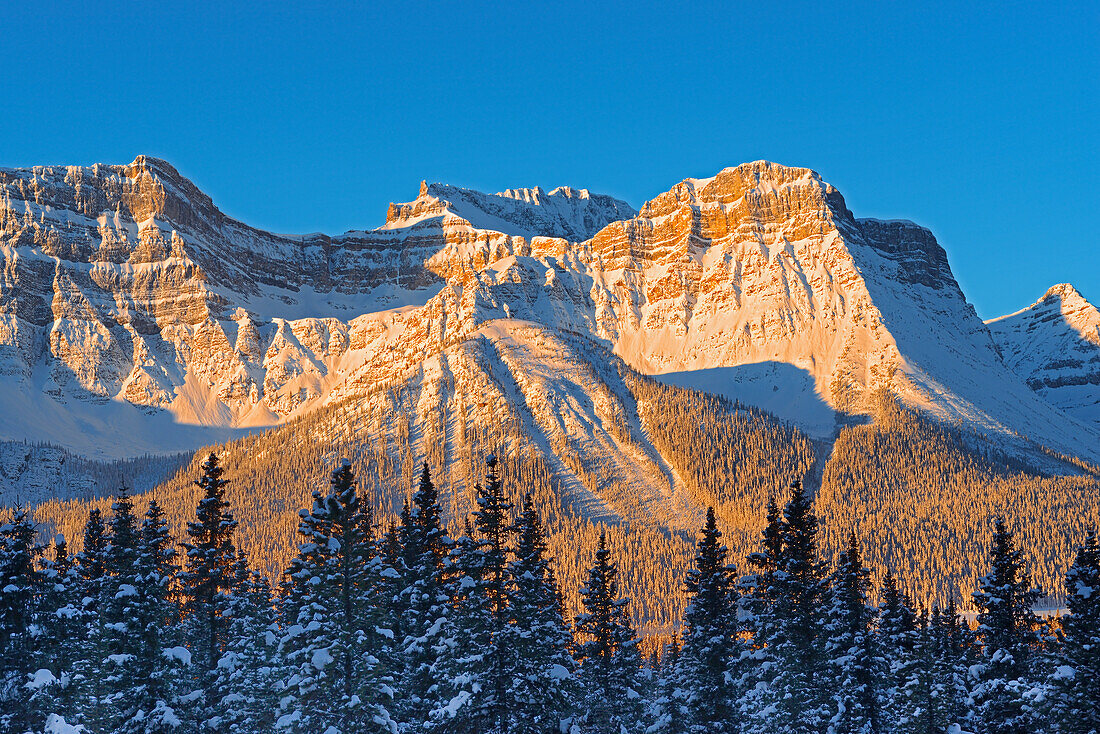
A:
278,459,394,733
1046,531,1099,734
970,517,1042,734
503,494,577,733
822,532,881,734
575,531,644,734
680,507,738,732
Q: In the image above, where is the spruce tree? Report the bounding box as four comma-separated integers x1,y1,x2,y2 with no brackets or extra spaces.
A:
30,534,79,720
279,459,394,733
575,531,644,734
970,517,1042,734
822,532,881,734
1047,531,1099,733
0,508,43,732
649,637,689,734
213,563,279,734
180,452,244,728
394,462,455,729
771,481,829,734
680,507,738,732
438,454,513,731
97,488,148,732
134,498,186,732
738,494,784,727
503,494,578,733
877,572,918,729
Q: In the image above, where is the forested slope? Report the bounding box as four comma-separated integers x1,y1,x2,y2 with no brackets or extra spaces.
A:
32,333,1100,632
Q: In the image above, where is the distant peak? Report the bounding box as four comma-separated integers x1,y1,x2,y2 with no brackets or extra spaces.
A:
127,154,182,179
641,160,838,219
1042,282,1087,302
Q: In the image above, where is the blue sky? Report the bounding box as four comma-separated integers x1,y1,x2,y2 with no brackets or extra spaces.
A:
3,1,1097,318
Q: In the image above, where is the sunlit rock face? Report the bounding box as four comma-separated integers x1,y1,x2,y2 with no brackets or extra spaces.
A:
987,283,1100,430
0,156,634,439
1,155,1098,463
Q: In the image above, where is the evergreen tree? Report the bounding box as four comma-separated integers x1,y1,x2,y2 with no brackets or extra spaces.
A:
213,564,278,734
771,481,829,734
738,494,784,727
180,452,244,727
394,462,455,729
132,498,186,733
1047,531,1100,734
822,532,881,734
278,460,394,733
679,507,738,732
0,508,43,732
97,488,149,732
877,572,918,730
31,534,80,719
503,493,578,733
438,455,513,731
575,531,644,733
970,518,1042,734
649,638,690,734
62,508,110,729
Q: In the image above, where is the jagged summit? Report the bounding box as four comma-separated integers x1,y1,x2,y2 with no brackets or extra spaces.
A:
383,179,636,241
987,283,1100,430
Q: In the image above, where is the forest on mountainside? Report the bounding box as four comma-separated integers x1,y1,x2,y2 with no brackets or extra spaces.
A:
32,367,1100,636
4,456,1098,733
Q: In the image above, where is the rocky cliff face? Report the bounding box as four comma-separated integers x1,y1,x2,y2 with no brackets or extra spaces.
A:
2,156,1097,464
987,283,1100,431
0,157,633,452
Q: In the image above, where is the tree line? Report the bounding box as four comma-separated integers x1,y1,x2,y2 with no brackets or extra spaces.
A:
2,452,1098,733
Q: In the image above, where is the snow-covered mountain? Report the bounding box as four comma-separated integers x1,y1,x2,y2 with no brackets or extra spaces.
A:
2,155,1098,467
986,283,1100,431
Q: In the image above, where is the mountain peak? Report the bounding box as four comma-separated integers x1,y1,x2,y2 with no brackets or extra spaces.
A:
383,180,636,241
1041,282,1092,306
639,160,849,220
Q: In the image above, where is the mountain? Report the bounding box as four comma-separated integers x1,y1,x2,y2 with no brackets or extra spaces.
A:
986,283,1100,431
9,156,1100,622
0,156,634,455
3,157,1097,464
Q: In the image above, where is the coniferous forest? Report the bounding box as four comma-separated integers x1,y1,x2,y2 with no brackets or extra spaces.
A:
2,452,1098,733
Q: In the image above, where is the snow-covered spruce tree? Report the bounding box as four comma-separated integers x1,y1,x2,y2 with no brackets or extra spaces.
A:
278,460,394,733
133,498,188,732
180,453,245,720
679,507,738,732
0,508,43,732
822,531,882,734
29,534,81,722
503,493,578,733
970,517,1042,734
435,455,513,731
770,481,829,734
575,530,645,734
96,487,149,732
1046,531,1099,733
737,494,784,727
394,462,456,729
213,562,278,734
649,637,689,734
876,572,916,730
936,598,976,728
892,609,963,734
57,508,111,728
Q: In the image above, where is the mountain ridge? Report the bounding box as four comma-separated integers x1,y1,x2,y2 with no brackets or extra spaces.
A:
2,156,1098,466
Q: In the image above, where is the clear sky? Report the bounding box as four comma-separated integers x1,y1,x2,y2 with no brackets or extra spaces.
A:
3,1,1097,318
